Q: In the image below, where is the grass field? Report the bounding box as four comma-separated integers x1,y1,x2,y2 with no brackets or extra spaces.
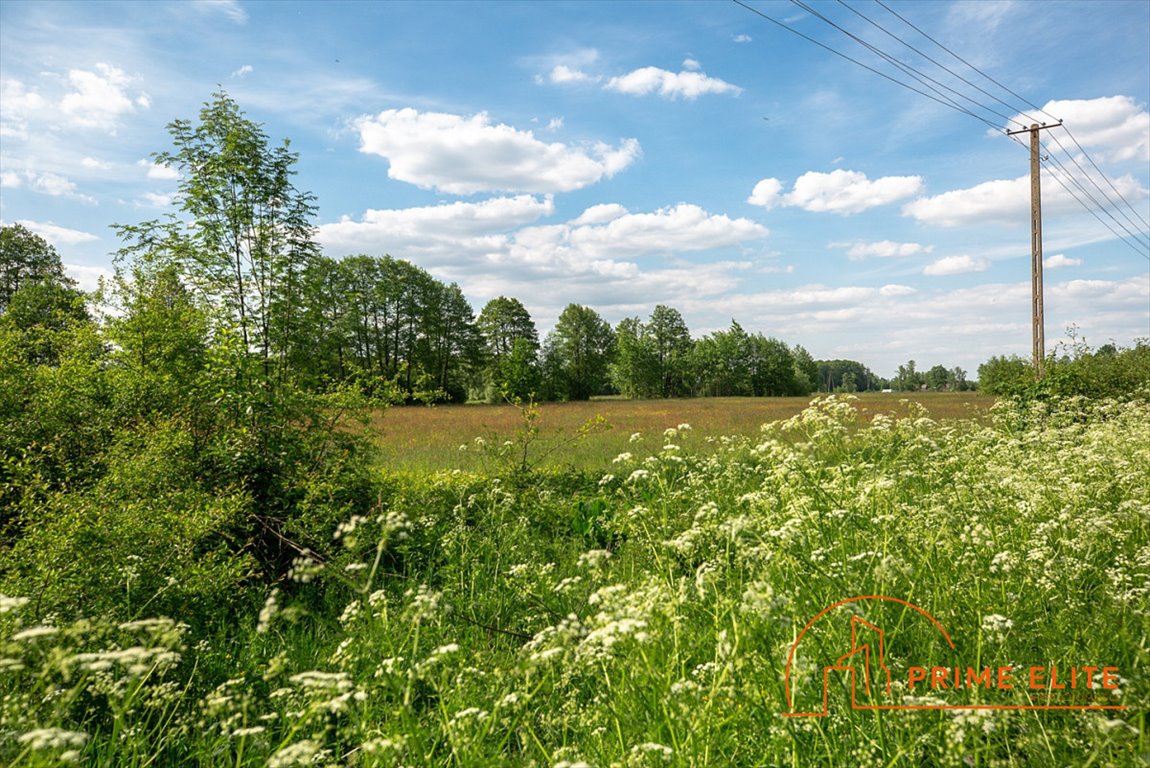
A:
369,392,997,472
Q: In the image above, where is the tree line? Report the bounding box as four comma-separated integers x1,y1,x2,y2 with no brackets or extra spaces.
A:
1,91,985,409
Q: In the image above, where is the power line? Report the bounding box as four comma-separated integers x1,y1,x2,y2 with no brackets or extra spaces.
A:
1041,151,1150,260
729,0,999,127
788,0,1016,132
1060,127,1150,231
836,0,1034,131
867,0,1150,237
872,0,1061,125
733,0,1149,259
1044,133,1150,248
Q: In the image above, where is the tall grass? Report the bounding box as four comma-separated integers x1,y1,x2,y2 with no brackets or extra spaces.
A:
2,394,1145,766
369,392,996,473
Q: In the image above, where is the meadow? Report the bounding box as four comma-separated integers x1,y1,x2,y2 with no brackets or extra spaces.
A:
3,392,1146,766
370,392,996,472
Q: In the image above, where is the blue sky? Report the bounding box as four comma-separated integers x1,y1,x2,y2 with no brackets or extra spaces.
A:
1,0,1147,377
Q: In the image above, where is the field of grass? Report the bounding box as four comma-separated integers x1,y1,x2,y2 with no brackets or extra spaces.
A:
4,392,1146,766
369,392,997,472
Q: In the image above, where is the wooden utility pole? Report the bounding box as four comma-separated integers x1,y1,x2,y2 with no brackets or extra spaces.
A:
1007,121,1062,379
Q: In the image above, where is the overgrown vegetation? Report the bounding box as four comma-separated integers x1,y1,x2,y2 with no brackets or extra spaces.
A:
1,93,1146,766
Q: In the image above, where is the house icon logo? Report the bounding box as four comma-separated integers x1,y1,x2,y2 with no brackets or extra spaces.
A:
783,595,1125,717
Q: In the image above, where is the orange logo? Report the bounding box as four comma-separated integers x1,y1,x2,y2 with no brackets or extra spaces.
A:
783,596,1125,717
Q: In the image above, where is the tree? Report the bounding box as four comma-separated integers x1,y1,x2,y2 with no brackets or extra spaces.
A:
791,345,818,395
542,304,615,400
925,364,950,391
477,296,540,401
647,305,693,397
115,90,319,397
1,224,75,313
610,316,659,398
977,355,1031,396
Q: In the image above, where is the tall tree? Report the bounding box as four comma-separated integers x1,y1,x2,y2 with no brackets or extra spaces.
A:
647,304,693,397
543,304,615,401
477,296,539,401
0,224,75,313
115,90,319,395
610,316,659,399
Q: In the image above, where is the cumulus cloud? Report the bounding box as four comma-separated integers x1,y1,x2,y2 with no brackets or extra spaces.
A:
138,159,180,180
841,240,934,260
923,254,990,276
1044,253,1082,269
748,170,924,214
733,34,752,43
879,284,917,297
0,170,20,188
604,66,741,99
571,203,629,226
318,199,766,298
902,172,1146,227
354,108,641,194
1011,96,1150,162
230,64,254,78
549,65,592,84
15,220,99,246
60,63,149,132
0,79,48,138
318,195,554,256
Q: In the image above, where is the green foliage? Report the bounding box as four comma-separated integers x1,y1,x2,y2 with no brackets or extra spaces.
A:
978,354,1032,396
477,296,540,402
978,336,1149,400
542,303,615,401
0,224,75,313
2,395,1146,766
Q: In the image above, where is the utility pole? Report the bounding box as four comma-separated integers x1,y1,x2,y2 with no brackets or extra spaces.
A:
1006,121,1062,379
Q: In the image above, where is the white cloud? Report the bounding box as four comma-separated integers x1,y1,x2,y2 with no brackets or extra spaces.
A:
923,254,990,276
15,220,99,246
318,195,555,256
562,204,767,259
604,67,741,99
80,157,112,170
549,65,592,84
354,108,641,194
0,171,20,188
747,178,783,207
16,171,94,202
59,64,147,132
0,78,47,138
1014,95,1150,162
733,34,752,43
139,192,177,207
64,264,112,292
230,64,254,79
546,117,564,131
748,170,924,214
682,58,702,71
138,159,180,180
902,172,1146,228
842,240,934,260
880,284,917,297
1044,253,1082,269
317,199,767,310
571,203,629,226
